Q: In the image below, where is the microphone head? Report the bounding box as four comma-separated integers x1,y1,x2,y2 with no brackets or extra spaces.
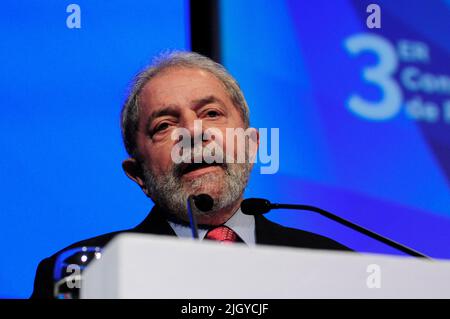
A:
240,198,272,215
192,194,214,212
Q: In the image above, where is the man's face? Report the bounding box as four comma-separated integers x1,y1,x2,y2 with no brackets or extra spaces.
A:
132,67,253,222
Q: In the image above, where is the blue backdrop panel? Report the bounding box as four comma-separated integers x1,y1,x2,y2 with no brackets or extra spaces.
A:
221,0,450,257
0,1,189,298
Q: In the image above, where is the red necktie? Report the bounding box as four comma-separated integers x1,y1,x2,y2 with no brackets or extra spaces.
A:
205,226,239,244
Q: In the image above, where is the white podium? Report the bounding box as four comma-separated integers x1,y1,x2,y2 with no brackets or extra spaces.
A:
81,233,450,299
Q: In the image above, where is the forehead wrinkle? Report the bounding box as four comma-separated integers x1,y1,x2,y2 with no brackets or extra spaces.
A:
139,68,236,131
190,94,226,111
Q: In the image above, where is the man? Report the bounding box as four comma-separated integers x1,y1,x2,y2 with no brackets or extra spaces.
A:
31,51,350,299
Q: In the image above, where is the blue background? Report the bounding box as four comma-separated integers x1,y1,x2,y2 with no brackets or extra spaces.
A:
0,0,189,298
1,0,450,298
222,0,450,259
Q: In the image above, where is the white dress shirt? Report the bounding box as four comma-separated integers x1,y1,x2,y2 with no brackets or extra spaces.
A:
168,208,256,246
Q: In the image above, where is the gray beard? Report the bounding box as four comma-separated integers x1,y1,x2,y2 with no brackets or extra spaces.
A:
141,161,252,222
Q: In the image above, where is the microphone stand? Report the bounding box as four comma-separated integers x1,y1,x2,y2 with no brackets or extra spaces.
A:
187,196,199,239
273,203,429,258
242,199,430,259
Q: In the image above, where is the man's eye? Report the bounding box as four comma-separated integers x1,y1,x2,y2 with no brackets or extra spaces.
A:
206,110,220,118
153,122,170,133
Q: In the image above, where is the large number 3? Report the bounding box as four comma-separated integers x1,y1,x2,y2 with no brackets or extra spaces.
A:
344,33,402,121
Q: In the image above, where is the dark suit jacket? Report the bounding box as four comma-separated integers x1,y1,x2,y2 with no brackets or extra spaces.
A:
31,205,351,298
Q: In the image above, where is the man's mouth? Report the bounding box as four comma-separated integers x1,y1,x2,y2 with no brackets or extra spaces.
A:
178,162,225,178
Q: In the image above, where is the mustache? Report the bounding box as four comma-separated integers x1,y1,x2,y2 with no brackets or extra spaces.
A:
172,143,229,178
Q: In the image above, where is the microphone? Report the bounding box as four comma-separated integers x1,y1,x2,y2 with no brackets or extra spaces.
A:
187,194,214,239
193,194,214,212
241,198,430,259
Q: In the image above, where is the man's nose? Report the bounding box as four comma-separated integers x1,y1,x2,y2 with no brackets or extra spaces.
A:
182,112,204,146
183,114,199,136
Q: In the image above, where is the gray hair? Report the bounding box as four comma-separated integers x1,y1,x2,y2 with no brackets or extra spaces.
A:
120,51,250,158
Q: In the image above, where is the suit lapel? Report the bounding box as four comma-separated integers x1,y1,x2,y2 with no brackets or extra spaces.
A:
254,214,284,246
132,205,177,237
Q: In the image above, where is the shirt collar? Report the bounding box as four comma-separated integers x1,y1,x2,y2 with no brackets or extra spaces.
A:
168,208,256,246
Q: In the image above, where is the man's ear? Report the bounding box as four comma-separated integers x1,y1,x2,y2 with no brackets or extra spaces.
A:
122,158,149,195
